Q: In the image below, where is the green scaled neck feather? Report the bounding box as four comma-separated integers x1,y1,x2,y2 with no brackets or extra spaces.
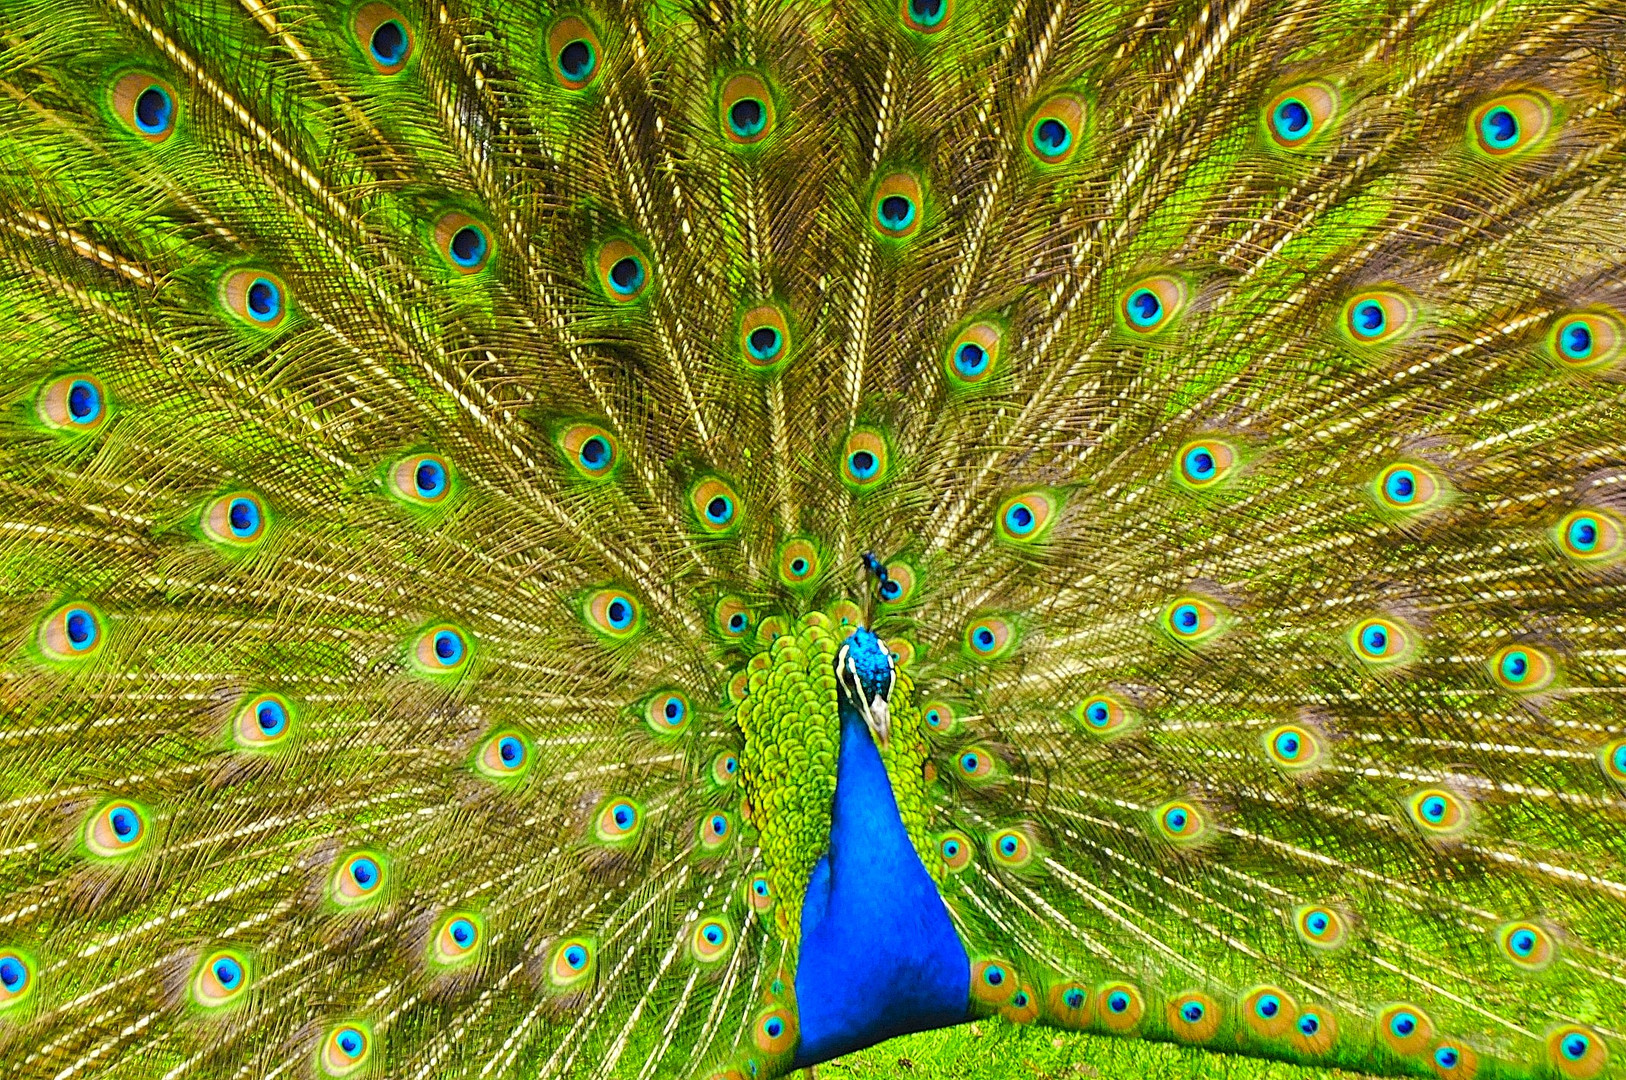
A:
1,0,1625,1078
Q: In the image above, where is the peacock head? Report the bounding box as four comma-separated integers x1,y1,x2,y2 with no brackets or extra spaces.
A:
836,627,896,748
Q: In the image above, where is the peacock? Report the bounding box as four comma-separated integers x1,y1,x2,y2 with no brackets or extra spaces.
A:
1,0,1624,1077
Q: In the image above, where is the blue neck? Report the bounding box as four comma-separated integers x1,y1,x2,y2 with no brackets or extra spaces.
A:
792,698,970,1066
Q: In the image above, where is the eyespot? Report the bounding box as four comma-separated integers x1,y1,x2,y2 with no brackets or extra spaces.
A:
964,616,1014,659
747,875,774,911
1489,644,1556,693
476,730,529,780
970,959,1018,1006
388,453,450,506
184,947,250,1008
1547,1025,1607,1079
1001,983,1040,1025
691,917,733,962
1096,982,1144,1032
945,321,1002,388
871,172,924,240
83,800,147,858
755,615,790,648
548,17,603,90
1471,92,1552,158
739,303,791,370
709,597,752,642
938,830,974,871
988,827,1033,868
433,212,492,274
1241,986,1296,1038
111,73,178,142
320,1024,372,1078
39,603,105,660
430,912,482,966
203,492,269,546
1175,439,1237,490
559,423,620,480
1406,788,1469,838
900,0,953,33
1293,905,1347,950
1025,94,1086,165
584,588,641,639
1548,310,1624,371
841,429,890,490
331,851,388,906
1341,290,1415,345
1373,463,1442,512
1289,1008,1338,1055
754,1006,797,1055
1433,1042,1478,1080
1554,508,1624,564
777,539,821,587
1600,739,1626,788
1495,921,1555,971
1264,81,1337,148
233,692,293,750
687,477,742,534
595,239,650,302
414,624,471,672
549,938,595,988
594,798,642,845
1169,992,1220,1043
353,4,413,74
922,701,957,735
1153,799,1209,845
1162,596,1223,644
1349,616,1413,665
878,562,917,605
711,751,740,787
996,491,1056,542
221,270,288,328
1120,275,1187,333
645,690,691,734
1046,982,1091,1028
1263,724,1323,771
36,375,108,431
720,73,775,145
1076,694,1136,737
0,950,36,1012
699,812,734,850
1378,1004,1435,1057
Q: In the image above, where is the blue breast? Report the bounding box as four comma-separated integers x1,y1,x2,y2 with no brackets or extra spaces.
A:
792,701,970,1066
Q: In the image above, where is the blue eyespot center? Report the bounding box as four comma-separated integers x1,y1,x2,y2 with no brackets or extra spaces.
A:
1501,651,1529,681
565,945,587,968
66,609,95,647
580,436,611,469
1087,703,1109,725
729,98,766,137
68,380,100,422
1274,98,1311,138
1108,991,1129,1012
1034,118,1070,156
1509,929,1536,955
909,0,945,25
1391,1012,1416,1037
257,701,286,735
709,814,727,836
747,327,781,359
849,450,878,479
246,278,280,322
880,579,902,599
1164,808,1188,832
960,753,979,772
1420,796,1447,822
434,630,463,663
983,966,1004,987
1185,448,1216,480
134,85,172,133
498,736,523,765
1435,1048,1460,1070
955,342,989,377
1353,300,1386,336
450,226,487,267
1563,1035,1590,1060
1307,912,1329,934
753,879,769,896
1182,1002,1205,1023
1065,989,1085,1008
1174,604,1199,632
728,612,747,631
1482,107,1518,147
1569,518,1598,549
450,918,474,945
606,599,632,628
1561,322,1593,359
664,697,684,722
350,857,378,888
0,958,27,992
1362,626,1388,654
1256,995,1279,1018
942,841,960,856
704,925,723,944
110,808,138,839
228,497,259,536
337,1030,363,1057
706,495,733,524
1128,289,1162,326
765,1017,783,1037
559,40,594,81
999,836,1018,856
1385,469,1416,502
213,957,241,987
371,20,407,65
790,557,808,575
1275,732,1300,758
613,804,634,828
1299,1013,1320,1035
878,195,915,231
609,257,645,294
974,628,994,649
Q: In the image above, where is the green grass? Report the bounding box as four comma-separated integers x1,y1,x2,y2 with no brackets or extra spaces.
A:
836,1024,1375,1080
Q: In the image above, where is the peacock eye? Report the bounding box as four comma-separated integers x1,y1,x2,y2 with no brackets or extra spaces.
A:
871,173,924,239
